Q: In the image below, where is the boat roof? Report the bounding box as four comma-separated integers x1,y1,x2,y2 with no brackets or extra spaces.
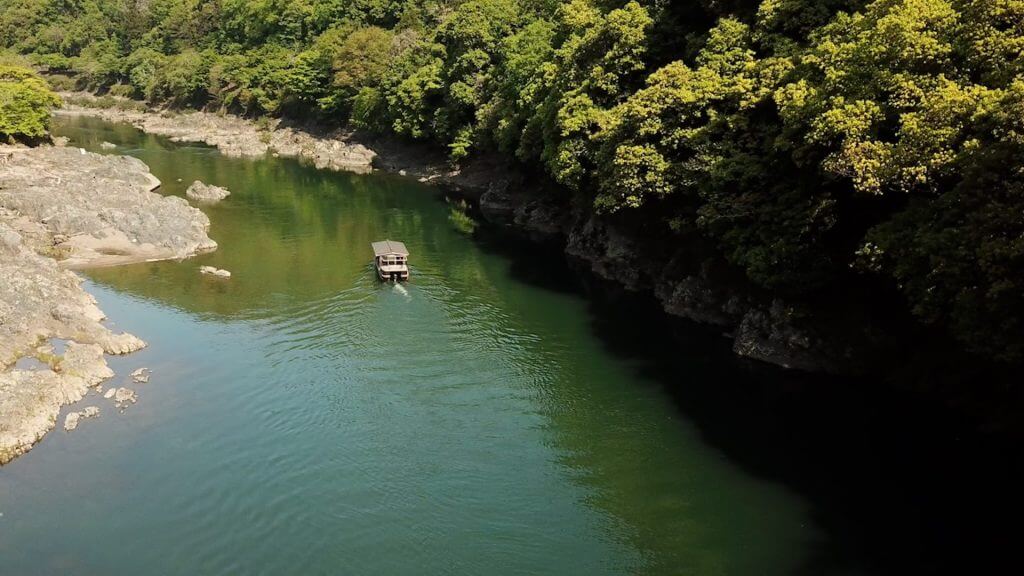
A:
371,240,409,256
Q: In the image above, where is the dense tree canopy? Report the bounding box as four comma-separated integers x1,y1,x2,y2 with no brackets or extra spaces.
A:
1,0,1022,362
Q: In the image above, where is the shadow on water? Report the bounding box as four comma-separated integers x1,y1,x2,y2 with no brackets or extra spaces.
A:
474,228,1024,576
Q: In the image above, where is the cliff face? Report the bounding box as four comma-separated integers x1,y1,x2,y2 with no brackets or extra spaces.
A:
451,164,894,374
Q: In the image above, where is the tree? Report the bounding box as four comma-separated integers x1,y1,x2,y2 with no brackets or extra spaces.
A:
319,25,393,115
0,64,61,140
153,49,215,105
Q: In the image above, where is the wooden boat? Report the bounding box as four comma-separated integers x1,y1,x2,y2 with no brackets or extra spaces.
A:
371,240,410,281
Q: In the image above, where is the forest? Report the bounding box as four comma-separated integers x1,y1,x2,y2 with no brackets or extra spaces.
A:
1,0,1022,365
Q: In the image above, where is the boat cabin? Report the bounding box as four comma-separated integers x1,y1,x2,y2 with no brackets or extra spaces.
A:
372,240,410,281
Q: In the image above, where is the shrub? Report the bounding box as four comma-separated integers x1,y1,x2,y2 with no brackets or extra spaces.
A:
0,65,61,140
107,83,135,98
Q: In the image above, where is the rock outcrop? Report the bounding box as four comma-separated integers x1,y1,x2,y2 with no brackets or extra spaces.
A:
476,186,869,373
186,180,231,202
64,406,100,432
0,219,145,369
113,387,137,409
0,221,134,463
0,146,217,267
1,339,122,463
479,183,568,244
1,144,216,465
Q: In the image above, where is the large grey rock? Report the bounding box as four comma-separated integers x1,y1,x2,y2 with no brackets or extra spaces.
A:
63,411,81,431
0,220,146,369
0,146,217,267
113,387,137,408
0,229,21,250
480,183,567,243
565,215,650,291
559,207,854,372
186,181,231,202
1,341,118,463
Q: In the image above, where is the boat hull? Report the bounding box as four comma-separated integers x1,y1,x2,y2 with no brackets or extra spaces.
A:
376,266,409,282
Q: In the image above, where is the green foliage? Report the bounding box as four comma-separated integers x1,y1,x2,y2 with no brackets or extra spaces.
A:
125,47,165,99
383,42,443,138
153,49,216,105
350,86,385,129
2,0,1024,361
62,92,146,111
107,83,135,98
0,64,60,139
31,52,72,72
320,26,393,114
525,0,654,188
73,38,122,88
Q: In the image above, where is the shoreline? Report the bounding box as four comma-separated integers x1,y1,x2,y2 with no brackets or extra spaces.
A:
55,94,864,374
58,94,377,173
59,95,1024,404
56,92,517,196
0,143,217,465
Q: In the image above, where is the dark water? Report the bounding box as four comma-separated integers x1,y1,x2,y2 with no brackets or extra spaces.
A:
0,116,1018,575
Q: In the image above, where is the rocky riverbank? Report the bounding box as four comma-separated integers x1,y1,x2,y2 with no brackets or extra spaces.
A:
476,184,885,373
55,95,880,373
59,93,377,173
0,144,217,464
57,93,519,191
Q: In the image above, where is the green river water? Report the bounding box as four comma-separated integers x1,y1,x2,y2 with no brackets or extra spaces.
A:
2,116,1012,575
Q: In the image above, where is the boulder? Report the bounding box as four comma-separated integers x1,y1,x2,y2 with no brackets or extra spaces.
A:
63,406,100,431
113,387,137,408
63,411,81,431
199,265,231,278
185,181,231,202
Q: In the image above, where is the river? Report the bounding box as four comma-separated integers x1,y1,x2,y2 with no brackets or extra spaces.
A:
0,116,1018,575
